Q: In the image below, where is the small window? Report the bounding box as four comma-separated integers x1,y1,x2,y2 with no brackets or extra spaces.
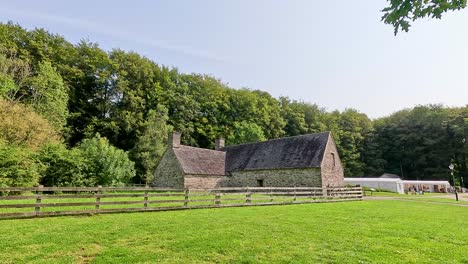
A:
257,179,264,187
331,152,336,168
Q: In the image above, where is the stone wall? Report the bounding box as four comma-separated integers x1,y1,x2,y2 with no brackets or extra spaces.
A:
320,135,344,187
184,175,226,189
223,168,322,187
153,149,185,188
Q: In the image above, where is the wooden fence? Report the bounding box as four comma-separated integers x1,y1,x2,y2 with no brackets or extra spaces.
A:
0,186,363,220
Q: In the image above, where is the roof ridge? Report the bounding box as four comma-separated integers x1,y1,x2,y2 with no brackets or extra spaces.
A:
223,131,331,149
176,145,225,153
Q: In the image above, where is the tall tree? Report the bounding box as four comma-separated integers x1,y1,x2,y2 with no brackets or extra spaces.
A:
367,105,457,180
280,97,308,136
28,61,68,130
0,48,31,100
66,41,117,146
130,105,171,184
280,97,326,137
227,121,266,145
323,109,373,176
109,49,164,150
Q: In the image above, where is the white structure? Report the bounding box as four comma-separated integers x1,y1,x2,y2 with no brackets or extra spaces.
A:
345,178,404,193
401,180,451,193
344,177,451,194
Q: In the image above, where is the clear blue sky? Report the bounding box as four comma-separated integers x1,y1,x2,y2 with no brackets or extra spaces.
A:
2,0,468,118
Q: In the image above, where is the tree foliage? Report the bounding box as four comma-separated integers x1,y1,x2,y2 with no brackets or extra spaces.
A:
0,48,31,99
38,143,88,187
227,121,266,145
330,109,373,176
130,105,171,184
0,142,43,187
0,98,59,149
1,22,467,188
79,134,135,186
28,61,68,130
365,105,467,187
382,0,467,34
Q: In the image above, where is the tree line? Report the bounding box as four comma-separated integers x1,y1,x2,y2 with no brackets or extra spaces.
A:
0,22,466,188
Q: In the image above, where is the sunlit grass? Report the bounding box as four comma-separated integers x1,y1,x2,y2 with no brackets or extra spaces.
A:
0,200,466,263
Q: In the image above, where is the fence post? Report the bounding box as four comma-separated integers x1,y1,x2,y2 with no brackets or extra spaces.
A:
269,189,273,203
215,191,221,206
144,185,149,209
293,187,297,202
35,185,43,217
95,185,102,212
184,188,189,208
246,187,251,204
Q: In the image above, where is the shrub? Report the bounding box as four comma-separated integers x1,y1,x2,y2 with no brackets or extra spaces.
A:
0,99,59,150
38,143,89,187
79,134,135,186
0,142,43,187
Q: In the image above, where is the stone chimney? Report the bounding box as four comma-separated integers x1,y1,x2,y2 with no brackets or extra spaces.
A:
215,138,225,150
168,132,181,148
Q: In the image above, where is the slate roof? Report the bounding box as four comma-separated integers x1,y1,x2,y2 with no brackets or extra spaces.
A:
173,145,226,175
223,132,330,172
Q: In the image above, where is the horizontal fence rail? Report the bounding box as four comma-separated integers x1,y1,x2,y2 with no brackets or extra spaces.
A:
0,186,363,220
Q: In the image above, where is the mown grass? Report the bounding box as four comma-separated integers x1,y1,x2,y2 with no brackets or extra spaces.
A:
0,200,466,263
399,196,468,205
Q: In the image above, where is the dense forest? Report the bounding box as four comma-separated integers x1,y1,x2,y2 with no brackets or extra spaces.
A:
0,22,466,188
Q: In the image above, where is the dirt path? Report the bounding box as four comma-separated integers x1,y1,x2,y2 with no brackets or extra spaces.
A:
430,193,468,202
364,195,468,207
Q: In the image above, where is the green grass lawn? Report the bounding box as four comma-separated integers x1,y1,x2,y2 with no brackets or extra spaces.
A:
0,200,467,264
397,196,468,205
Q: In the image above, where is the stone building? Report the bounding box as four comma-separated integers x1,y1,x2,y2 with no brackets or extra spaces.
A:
153,131,344,189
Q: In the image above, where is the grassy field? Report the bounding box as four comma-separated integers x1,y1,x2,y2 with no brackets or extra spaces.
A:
0,200,467,264
400,197,468,205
